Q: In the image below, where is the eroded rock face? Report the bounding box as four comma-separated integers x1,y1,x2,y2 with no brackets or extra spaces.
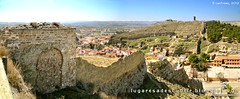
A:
188,78,203,91
76,51,147,96
148,59,203,91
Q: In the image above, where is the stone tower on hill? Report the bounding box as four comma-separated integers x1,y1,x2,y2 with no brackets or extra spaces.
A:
0,22,76,93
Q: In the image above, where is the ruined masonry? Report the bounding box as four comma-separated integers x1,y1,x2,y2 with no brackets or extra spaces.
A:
0,22,148,95
0,22,76,93
76,51,147,96
0,58,13,99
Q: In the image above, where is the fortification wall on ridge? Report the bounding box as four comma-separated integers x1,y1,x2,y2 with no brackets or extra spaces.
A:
0,58,13,99
76,51,147,96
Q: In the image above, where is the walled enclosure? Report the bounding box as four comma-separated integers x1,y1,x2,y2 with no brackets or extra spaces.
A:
0,22,76,93
76,51,147,96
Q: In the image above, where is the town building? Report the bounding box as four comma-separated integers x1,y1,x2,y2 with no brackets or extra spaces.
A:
207,55,240,68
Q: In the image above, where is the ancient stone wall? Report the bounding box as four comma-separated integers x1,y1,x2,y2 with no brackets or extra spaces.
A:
76,51,147,96
0,22,76,93
0,28,75,50
0,58,13,99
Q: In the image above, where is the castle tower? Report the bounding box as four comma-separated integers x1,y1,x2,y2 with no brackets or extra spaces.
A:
193,16,196,21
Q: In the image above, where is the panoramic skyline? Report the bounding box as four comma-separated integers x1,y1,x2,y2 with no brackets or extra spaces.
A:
0,0,239,22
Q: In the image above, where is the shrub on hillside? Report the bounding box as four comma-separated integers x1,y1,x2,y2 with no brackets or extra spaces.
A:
0,46,8,58
6,58,36,98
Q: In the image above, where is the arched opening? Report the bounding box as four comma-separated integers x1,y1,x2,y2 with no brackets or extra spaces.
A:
36,47,63,93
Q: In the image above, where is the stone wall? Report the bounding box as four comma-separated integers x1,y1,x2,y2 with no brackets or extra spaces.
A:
0,58,13,99
0,25,75,50
76,51,147,96
0,22,76,93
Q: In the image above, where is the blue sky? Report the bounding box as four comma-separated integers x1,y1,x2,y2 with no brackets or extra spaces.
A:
0,0,239,22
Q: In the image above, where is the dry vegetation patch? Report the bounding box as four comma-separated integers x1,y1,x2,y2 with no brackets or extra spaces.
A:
0,46,8,58
79,56,118,67
7,58,36,99
0,45,36,99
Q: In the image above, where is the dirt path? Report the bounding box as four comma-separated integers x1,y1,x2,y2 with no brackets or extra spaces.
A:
205,45,210,53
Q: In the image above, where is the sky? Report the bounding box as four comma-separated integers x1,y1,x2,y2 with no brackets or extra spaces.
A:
0,0,239,22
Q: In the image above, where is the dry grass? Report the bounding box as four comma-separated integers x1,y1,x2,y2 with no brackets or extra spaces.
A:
113,21,204,39
0,46,8,58
7,58,36,99
0,46,36,99
80,56,118,67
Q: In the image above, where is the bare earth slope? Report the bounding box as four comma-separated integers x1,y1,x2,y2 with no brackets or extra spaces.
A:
112,21,205,40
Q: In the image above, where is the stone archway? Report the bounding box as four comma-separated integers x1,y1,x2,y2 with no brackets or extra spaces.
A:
36,48,63,93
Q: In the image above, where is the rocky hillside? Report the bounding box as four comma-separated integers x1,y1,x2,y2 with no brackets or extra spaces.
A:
111,20,205,41
148,59,203,91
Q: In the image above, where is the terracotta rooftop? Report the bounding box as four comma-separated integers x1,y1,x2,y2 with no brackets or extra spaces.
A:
214,55,240,61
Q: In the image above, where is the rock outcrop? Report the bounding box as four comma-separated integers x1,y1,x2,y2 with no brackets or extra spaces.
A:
148,59,203,92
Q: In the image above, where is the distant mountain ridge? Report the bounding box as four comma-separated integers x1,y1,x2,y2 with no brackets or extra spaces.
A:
223,21,240,26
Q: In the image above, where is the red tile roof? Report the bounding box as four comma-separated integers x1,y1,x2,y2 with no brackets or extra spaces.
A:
214,55,240,61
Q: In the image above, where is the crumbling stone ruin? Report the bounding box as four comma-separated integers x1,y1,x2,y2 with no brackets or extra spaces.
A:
2,22,69,30
0,22,204,97
76,51,147,96
0,22,76,93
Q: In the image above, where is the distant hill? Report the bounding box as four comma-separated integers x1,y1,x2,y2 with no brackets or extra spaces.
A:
223,21,240,26
111,20,205,40
0,22,27,28
63,21,156,33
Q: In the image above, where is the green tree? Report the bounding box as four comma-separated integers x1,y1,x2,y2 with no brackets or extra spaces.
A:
189,54,199,68
198,62,208,71
227,34,233,43
116,31,124,34
189,53,210,71
207,21,240,43
199,52,210,62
